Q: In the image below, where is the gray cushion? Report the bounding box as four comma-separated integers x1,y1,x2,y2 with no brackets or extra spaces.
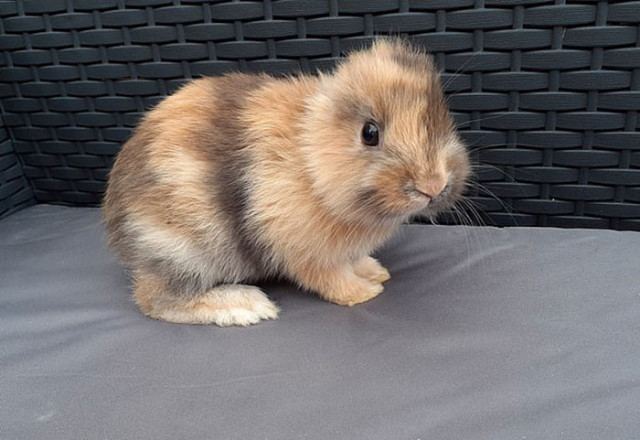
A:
1,205,639,439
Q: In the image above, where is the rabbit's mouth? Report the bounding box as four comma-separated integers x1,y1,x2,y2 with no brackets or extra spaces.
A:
353,178,460,222
414,177,472,222
407,179,453,203
404,179,457,212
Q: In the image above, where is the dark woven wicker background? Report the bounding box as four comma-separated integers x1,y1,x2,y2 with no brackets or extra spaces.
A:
1,0,639,230
0,117,33,217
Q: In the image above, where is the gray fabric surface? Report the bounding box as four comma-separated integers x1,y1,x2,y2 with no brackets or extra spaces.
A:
1,205,639,440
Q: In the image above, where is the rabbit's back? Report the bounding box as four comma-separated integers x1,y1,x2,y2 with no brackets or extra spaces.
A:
103,75,271,292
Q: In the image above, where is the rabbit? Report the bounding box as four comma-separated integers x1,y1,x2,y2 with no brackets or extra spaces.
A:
102,38,471,326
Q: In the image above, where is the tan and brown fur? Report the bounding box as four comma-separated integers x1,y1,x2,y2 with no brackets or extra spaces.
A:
102,39,471,326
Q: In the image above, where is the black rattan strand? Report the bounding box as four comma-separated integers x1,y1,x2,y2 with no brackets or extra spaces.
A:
0,0,638,230
0,120,34,218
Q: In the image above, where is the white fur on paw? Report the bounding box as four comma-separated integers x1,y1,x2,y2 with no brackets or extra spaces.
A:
155,285,279,327
213,292,279,327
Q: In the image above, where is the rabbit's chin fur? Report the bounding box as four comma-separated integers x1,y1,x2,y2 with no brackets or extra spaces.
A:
102,38,470,326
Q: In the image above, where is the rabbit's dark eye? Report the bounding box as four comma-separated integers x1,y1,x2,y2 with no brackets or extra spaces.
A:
361,122,379,147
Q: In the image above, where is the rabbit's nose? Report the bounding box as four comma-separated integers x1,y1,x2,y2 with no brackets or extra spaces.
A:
415,174,448,200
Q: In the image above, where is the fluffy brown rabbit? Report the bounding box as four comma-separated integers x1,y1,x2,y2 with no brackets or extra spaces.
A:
102,38,471,326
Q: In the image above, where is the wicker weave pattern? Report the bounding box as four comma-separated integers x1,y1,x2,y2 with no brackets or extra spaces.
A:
0,120,34,217
0,0,639,229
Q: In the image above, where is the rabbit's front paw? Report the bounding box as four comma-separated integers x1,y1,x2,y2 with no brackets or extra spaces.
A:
319,274,384,307
354,256,391,284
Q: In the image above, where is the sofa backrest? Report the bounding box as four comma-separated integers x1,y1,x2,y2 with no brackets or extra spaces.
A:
0,119,34,217
0,0,639,230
